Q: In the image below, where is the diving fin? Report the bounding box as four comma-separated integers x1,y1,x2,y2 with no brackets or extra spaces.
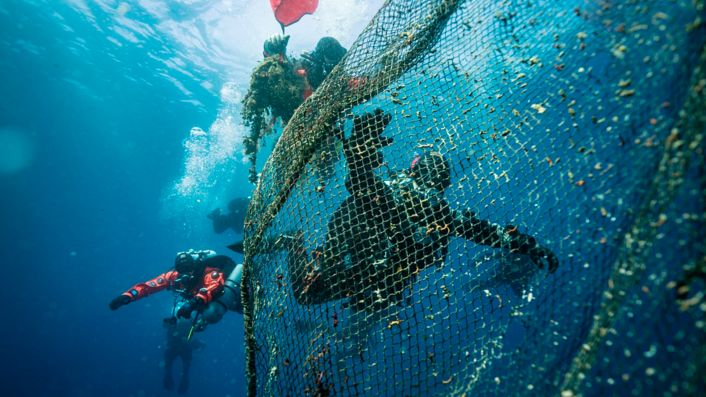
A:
228,241,245,254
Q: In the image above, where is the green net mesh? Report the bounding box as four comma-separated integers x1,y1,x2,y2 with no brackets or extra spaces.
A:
240,0,706,395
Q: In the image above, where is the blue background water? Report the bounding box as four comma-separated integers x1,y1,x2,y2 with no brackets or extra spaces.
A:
0,1,380,396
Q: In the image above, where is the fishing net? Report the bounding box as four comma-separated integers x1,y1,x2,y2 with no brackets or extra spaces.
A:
239,0,706,395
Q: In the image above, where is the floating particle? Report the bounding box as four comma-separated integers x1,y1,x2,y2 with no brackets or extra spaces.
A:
650,213,667,227
644,344,657,358
652,12,668,22
611,44,628,59
627,24,648,33
387,319,402,329
686,17,702,33
531,103,546,113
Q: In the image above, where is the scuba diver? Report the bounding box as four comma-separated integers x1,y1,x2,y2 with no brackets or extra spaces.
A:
236,109,559,309
162,316,205,394
208,197,249,235
109,250,244,392
262,34,347,99
242,34,347,183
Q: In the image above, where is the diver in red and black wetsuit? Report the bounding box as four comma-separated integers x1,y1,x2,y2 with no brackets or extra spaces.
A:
109,250,243,393
109,250,228,319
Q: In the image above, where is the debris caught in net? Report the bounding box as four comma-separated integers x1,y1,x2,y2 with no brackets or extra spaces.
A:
242,56,305,183
239,0,706,395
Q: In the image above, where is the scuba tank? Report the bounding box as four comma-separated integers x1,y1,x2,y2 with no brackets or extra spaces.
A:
199,263,244,326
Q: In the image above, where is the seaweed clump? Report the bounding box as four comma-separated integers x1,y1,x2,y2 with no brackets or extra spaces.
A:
241,57,305,183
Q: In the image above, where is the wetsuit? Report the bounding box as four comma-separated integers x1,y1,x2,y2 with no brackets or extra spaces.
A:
163,318,205,394
120,267,225,306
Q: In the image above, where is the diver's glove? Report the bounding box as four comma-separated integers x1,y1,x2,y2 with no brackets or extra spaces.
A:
344,109,393,169
529,245,559,273
263,34,290,58
177,299,199,319
109,295,131,311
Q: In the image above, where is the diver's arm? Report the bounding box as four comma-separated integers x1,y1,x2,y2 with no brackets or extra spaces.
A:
343,143,383,196
120,270,179,302
343,109,393,196
451,209,558,272
450,209,527,249
193,268,225,304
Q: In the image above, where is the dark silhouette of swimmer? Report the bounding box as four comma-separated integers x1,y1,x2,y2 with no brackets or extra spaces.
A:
162,316,205,394
239,109,558,310
208,198,249,235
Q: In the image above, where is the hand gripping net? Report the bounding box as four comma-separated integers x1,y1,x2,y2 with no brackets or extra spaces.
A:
240,0,706,395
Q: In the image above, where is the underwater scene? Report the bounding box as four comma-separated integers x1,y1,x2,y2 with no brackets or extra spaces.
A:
1,0,705,396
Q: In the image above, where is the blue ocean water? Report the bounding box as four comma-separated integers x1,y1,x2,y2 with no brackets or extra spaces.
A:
0,1,380,396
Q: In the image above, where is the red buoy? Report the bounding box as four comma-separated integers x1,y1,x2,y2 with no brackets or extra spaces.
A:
269,0,319,28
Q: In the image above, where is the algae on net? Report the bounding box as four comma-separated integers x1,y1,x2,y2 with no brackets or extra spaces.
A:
242,56,305,183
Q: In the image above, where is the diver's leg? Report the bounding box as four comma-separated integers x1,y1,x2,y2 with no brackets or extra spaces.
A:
285,231,355,305
163,349,176,391
178,350,192,394
285,232,315,304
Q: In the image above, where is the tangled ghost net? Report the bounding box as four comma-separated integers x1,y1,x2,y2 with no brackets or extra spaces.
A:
239,0,706,396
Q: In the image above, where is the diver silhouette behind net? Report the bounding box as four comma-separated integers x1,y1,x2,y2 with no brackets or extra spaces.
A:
208,198,249,235
240,109,558,311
